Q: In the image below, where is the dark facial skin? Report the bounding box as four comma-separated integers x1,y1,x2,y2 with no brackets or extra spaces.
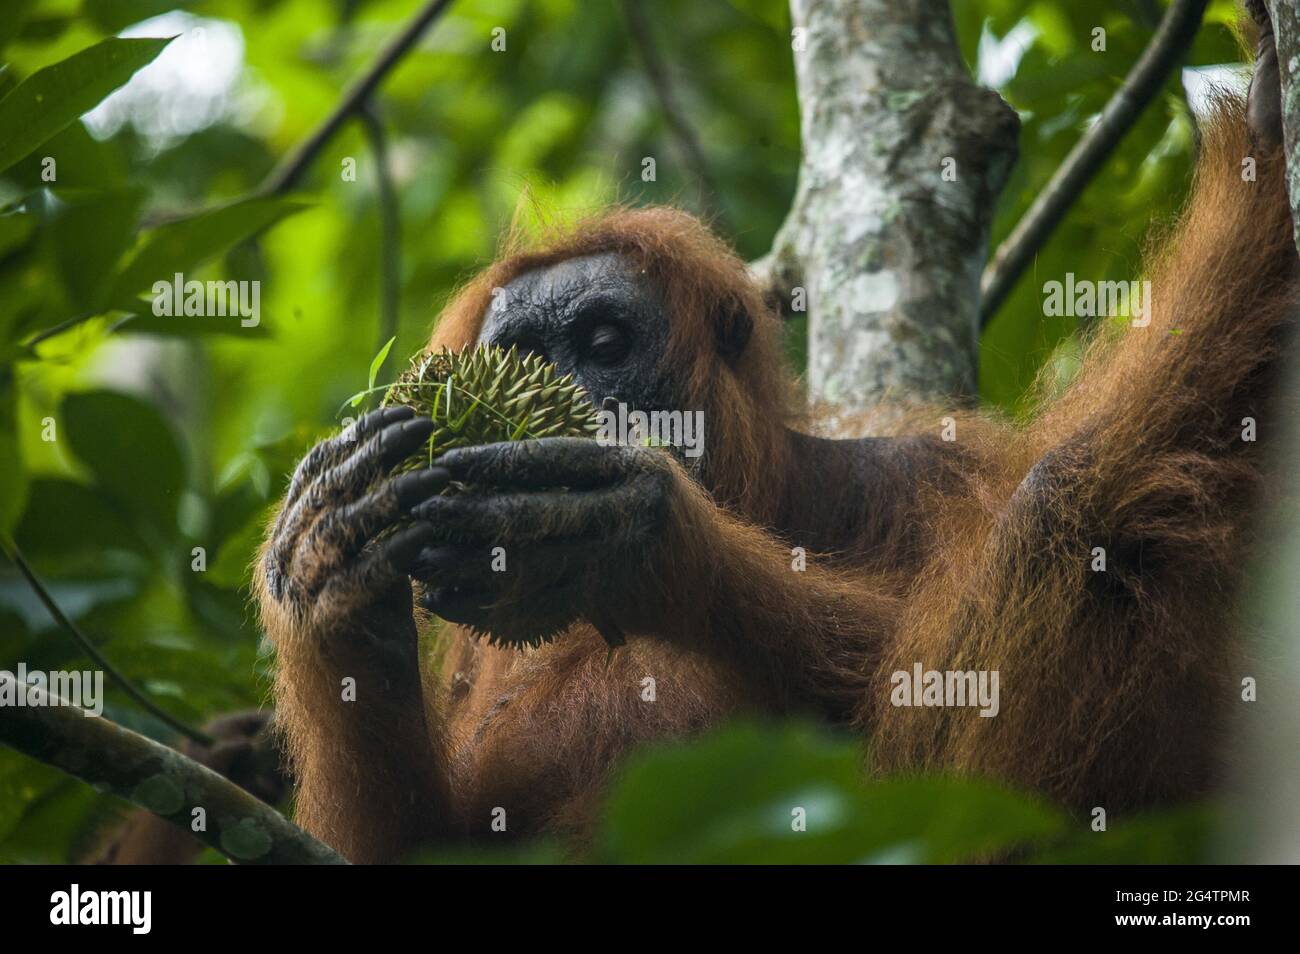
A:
477,252,686,414
261,254,702,652
262,249,936,650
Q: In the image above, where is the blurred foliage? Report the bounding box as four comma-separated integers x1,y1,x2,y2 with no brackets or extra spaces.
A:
0,0,1246,863
960,0,1248,413
413,720,1221,865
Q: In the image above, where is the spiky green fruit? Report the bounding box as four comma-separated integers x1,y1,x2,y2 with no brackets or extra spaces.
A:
382,344,600,472
379,346,626,652
379,345,602,651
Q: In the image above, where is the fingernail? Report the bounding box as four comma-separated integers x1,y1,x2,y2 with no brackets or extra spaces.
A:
395,467,450,507
387,522,438,562
402,417,436,436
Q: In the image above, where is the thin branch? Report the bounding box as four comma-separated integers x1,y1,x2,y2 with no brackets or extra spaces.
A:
0,673,346,864
360,101,402,351
1,539,212,747
978,0,1209,329
259,0,455,196
620,0,732,234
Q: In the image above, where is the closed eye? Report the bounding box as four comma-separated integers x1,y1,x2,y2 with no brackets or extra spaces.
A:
585,323,630,366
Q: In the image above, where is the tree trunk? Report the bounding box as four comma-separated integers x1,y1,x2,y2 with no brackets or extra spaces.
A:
1268,1,1300,248
755,0,1018,418
1244,0,1300,864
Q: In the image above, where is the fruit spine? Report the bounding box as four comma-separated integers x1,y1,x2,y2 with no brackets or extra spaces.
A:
382,344,600,470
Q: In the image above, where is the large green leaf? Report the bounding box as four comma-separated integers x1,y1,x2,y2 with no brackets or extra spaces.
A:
4,120,130,192
13,477,145,557
595,722,1066,863
0,775,119,863
1029,805,1218,864
0,753,67,847
61,390,185,535
0,573,139,633
105,196,309,313
0,36,175,174
46,188,145,312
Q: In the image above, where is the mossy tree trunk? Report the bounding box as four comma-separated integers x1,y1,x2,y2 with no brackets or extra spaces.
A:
754,0,1018,417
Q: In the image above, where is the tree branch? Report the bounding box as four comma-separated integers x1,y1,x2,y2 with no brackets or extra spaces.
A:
762,0,1019,416
620,0,732,234
258,0,455,196
2,539,212,747
978,0,1209,330
0,672,346,864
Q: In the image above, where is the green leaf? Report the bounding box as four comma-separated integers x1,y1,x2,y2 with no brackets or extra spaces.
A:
106,196,308,313
0,752,67,845
46,188,145,312
351,336,396,408
0,775,117,863
1029,804,1218,864
204,469,276,581
5,120,129,192
12,477,144,557
595,722,1066,864
0,36,175,174
369,336,396,390
61,391,185,535
111,312,272,339
204,514,269,590
0,572,139,635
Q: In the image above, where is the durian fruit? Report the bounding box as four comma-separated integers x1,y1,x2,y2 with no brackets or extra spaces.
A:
381,344,605,651
381,345,630,652
382,344,600,471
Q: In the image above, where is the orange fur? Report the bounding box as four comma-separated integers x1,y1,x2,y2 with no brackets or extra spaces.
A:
870,97,1299,809
259,99,1296,861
